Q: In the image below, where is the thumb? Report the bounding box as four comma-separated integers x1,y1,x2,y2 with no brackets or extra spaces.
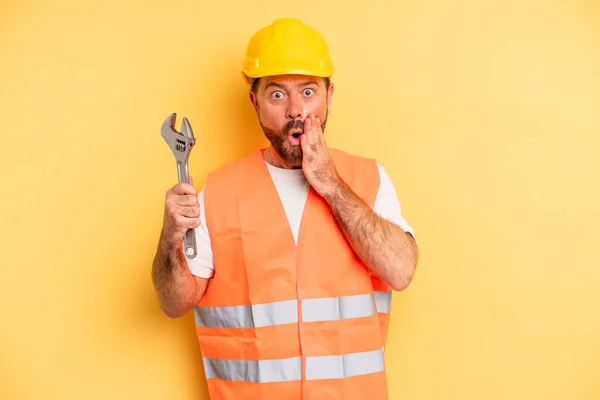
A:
189,175,194,186
300,132,308,152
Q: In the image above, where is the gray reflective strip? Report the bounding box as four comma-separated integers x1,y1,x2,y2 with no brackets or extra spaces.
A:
374,290,392,313
194,299,298,328
306,348,385,380
203,356,302,383
196,291,390,329
302,293,376,323
203,348,385,383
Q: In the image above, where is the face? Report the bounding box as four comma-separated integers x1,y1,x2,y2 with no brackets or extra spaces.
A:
250,74,334,168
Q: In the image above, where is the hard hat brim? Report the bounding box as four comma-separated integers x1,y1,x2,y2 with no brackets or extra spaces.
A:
242,68,334,85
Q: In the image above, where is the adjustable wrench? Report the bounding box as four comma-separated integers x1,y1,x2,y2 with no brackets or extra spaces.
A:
160,113,197,259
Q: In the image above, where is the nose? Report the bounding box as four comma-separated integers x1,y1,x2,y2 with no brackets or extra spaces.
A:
286,92,305,120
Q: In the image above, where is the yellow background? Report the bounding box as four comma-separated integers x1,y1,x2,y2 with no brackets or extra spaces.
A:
1,0,599,398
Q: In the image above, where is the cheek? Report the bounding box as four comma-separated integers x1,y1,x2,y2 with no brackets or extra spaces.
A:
259,106,284,127
307,100,327,117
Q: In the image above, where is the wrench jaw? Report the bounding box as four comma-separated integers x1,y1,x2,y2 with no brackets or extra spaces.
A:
160,113,178,151
160,113,195,183
160,113,195,159
181,117,195,141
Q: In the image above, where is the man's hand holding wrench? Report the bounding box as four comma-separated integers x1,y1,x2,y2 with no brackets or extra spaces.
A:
160,113,199,259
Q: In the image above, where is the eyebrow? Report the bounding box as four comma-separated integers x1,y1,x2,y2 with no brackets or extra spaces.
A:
264,80,320,91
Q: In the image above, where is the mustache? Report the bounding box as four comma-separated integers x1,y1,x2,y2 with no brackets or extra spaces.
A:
283,119,305,134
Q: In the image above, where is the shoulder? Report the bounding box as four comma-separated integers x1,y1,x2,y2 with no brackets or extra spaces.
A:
329,148,378,177
207,151,255,178
329,148,380,204
204,150,259,190
329,147,375,164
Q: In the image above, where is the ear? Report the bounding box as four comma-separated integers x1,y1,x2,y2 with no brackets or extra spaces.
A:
249,90,259,117
326,82,335,113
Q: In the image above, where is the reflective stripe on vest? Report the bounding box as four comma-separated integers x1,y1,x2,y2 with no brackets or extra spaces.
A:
203,348,384,383
194,290,392,328
374,290,392,313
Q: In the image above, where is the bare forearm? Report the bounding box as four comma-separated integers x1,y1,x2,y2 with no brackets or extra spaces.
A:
151,234,200,318
324,179,418,291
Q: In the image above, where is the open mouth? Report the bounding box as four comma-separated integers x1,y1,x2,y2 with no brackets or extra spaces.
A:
289,128,304,139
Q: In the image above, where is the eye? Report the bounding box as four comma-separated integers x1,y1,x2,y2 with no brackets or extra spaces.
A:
303,88,314,97
271,91,284,100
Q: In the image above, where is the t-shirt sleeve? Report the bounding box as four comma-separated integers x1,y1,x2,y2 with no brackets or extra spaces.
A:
185,186,216,278
373,164,417,243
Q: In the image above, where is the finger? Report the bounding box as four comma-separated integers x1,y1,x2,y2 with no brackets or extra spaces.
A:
301,117,312,151
300,135,316,164
179,206,200,218
174,194,198,206
313,116,321,136
315,116,325,145
304,115,315,140
174,215,201,230
171,182,197,196
306,115,318,146
300,127,310,153
189,217,201,229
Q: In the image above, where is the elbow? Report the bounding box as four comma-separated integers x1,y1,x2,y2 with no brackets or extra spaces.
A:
390,261,417,291
377,235,417,292
392,242,418,291
162,306,183,319
161,303,193,319
158,295,196,319
155,288,202,319
390,275,413,291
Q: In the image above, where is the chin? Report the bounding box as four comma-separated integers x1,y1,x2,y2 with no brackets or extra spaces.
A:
280,157,302,168
275,146,302,166
289,160,303,168
286,153,303,168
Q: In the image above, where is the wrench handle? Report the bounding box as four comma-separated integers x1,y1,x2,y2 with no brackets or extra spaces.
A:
176,160,198,259
176,160,190,184
184,228,197,259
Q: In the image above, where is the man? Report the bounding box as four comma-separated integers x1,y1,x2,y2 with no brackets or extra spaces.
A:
152,18,418,400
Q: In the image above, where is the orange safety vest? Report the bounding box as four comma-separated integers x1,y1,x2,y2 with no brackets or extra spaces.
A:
194,148,393,399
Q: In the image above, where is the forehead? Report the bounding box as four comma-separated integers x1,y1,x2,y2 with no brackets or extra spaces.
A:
259,74,323,90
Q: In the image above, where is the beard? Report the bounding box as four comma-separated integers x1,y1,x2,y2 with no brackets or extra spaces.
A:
260,115,328,168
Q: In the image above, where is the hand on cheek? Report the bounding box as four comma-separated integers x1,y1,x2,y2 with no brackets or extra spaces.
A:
301,114,339,198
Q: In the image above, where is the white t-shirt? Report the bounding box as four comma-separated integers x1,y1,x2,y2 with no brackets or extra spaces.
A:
187,161,416,278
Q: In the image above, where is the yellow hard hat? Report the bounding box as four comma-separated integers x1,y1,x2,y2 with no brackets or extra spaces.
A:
241,18,334,84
